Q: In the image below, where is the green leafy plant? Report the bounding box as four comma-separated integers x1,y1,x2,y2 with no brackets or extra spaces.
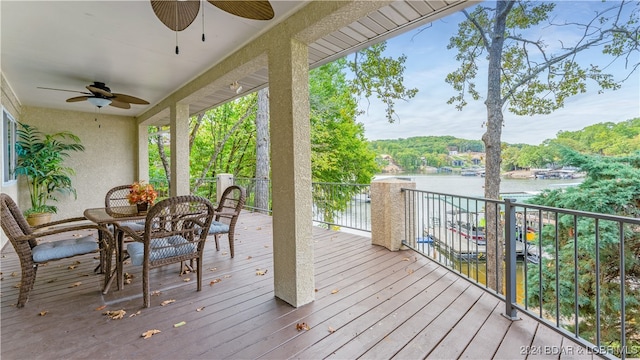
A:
14,123,85,215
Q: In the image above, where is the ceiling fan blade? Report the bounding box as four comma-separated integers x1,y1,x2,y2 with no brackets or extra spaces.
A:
66,96,90,103
208,1,274,20
112,93,150,105
151,0,200,31
39,87,91,95
86,85,113,97
109,100,131,109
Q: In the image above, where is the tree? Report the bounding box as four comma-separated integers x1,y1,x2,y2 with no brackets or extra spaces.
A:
349,42,419,122
446,0,639,289
527,149,640,351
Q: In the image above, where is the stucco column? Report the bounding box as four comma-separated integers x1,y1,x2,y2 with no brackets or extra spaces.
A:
268,37,314,307
170,103,190,196
371,178,416,251
216,173,234,203
137,124,149,182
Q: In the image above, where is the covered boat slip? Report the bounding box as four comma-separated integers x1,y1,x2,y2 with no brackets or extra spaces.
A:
1,212,593,359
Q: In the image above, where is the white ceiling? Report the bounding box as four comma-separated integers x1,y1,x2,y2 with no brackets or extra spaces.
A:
1,1,471,120
1,0,307,117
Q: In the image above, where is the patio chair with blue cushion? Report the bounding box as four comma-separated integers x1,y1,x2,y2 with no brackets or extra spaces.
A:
0,193,113,308
208,185,246,258
118,195,215,308
105,184,146,233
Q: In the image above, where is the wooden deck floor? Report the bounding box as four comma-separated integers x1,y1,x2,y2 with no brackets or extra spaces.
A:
1,211,598,359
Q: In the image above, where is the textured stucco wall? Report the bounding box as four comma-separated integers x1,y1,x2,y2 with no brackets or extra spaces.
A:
18,106,137,220
1,73,22,249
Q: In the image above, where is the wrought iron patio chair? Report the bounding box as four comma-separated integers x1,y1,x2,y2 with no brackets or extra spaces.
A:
208,185,246,258
118,195,215,307
0,193,113,307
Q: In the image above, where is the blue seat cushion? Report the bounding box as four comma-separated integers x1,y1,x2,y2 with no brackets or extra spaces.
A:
127,235,196,266
32,236,99,262
208,221,229,235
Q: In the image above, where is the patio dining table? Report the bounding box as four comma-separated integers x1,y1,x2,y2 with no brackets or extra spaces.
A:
84,206,147,293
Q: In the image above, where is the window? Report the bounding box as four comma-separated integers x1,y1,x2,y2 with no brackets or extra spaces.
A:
3,108,17,183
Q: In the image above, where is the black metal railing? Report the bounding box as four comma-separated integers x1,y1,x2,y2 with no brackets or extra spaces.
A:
234,177,271,214
312,182,371,232
402,189,639,359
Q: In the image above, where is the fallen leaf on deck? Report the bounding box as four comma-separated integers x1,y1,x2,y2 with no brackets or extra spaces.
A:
173,321,186,328
14,282,21,288
104,309,126,320
406,268,415,275
67,265,77,270
73,260,81,264
328,326,336,333
141,329,161,339
256,227,262,230
223,275,231,279
331,289,339,294
401,257,411,262
95,305,107,311
256,269,268,276
209,267,217,272
296,323,310,331
196,307,205,312
160,299,176,306
209,278,222,286
39,310,48,316
69,282,82,288
11,272,17,277
221,252,228,255
183,278,191,282
129,311,141,318
246,256,252,260
151,290,161,296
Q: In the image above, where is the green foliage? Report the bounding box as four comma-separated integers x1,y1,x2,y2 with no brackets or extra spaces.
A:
527,149,640,348
501,118,640,169
310,60,379,220
555,118,640,155
348,42,418,122
369,136,485,171
310,59,379,184
15,123,85,214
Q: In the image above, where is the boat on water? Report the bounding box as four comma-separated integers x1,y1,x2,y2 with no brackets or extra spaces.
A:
447,220,486,245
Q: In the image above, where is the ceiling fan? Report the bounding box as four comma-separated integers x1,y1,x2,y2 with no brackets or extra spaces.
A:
38,82,149,109
150,0,274,53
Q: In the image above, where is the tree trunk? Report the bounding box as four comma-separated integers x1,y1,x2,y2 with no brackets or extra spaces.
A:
156,126,171,189
255,88,270,214
482,0,513,292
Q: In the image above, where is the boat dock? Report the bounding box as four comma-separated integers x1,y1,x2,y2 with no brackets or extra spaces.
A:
425,226,529,260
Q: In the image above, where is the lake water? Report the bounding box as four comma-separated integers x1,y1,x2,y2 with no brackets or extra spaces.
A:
376,173,583,197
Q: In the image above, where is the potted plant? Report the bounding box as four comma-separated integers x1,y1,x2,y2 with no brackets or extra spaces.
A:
126,181,158,213
14,123,85,225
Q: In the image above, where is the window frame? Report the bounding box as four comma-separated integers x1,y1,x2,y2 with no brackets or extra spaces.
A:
3,107,17,184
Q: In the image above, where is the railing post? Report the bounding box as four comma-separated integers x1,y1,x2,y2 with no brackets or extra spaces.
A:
370,178,415,251
216,174,234,203
503,198,519,320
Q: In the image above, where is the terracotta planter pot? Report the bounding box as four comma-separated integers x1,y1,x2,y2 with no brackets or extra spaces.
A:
26,212,52,227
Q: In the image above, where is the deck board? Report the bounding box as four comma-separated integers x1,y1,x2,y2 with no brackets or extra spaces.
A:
1,211,596,359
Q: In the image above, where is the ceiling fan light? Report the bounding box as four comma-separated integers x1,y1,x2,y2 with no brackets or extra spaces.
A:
87,97,112,108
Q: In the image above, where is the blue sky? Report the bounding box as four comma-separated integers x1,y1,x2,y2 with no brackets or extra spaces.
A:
355,1,640,145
